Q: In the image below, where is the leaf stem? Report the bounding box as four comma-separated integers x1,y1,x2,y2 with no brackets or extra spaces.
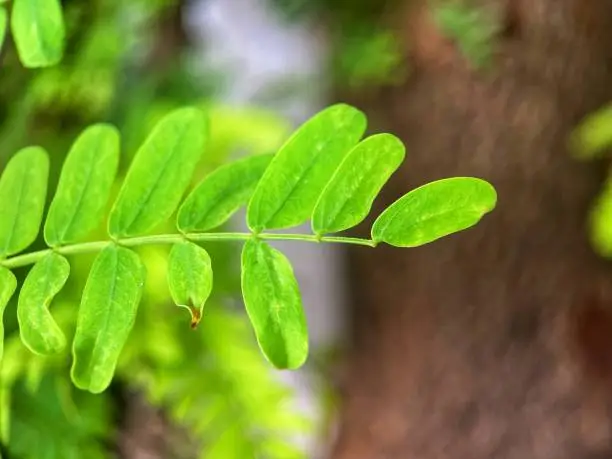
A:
0,232,375,269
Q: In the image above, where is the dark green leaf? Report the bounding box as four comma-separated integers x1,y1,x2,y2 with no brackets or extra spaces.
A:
167,241,213,328
0,146,49,258
71,244,145,393
372,177,497,247
312,133,405,234
108,107,208,238
247,104,366,231
11,0,65,68
17,252,69,355
44,124,120,246
178,153,273,232
0,267,17,361
241,239,308,369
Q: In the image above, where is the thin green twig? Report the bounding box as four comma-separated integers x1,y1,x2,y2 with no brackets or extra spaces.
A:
0,232,376,269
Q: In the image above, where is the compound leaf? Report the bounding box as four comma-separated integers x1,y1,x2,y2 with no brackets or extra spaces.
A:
45,124,120,246
247,104,366,231
17,252,69,355
0,146,49,258
11,0,65,68
241,239,308,369
167,241,213,328
178,153,273,232
312,133,405,235
71,244,145,393
108,107,208,238
372,177,497,247
0,267,17,362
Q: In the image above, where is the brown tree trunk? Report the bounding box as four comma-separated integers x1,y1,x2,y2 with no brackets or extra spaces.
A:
334,1,612,458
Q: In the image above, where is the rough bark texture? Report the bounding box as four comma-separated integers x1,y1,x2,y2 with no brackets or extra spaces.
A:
334,1,612,458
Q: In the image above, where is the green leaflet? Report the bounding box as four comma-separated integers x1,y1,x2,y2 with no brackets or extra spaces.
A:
178,153,273,232
241,239,308,369
0,7,7,51
167,241,213,328
17,252,69,355
11,0,65,68
570,104,612,160
372,177,497,247
0,146,49,258
108,107,208,238
44,124,120,246
312,133,405,235
589,179,612,257
247,104,366,231
0,267,17,362
71,244,145,393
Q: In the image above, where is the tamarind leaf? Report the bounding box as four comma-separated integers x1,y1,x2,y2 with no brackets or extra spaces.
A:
11,0,65,68
17,252,69,355
312,133,405,235
570,104,612,160
45,124,120,246
0,146,49,258
71,244,145,394
108,107,208,238
0,8,7,51
372,177,497,247
247,104,366,231
589,180,612,257
167,241,213,328
178,153,273,232
241,239,308,369
0,267,17,362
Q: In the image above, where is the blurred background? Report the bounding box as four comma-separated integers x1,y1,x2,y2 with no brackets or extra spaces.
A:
4,0,612,458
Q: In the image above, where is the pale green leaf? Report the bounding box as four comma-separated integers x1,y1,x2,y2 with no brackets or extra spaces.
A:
71,244,145,393
241,239,308,369
11,0,65,68
372,177,497,247
247,104,366,231
167,241,213,328
17,252,69,355
0,8,7,51
108,107,208,238
178,153,273,232
589,180,612,257
0,146,49,258
312,133,405,234
44,124,120,246
570,104,612,160
0,267,17,362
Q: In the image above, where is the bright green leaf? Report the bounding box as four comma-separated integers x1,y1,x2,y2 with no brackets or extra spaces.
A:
167,241,213,328
11,0,65,68
570,104,612,160
44,124,120,246
71,244,145,393
0,8,7,51
372,177,497,247
17,252,69,355
312,133,405,235
0,146,49,258
241,239,308,369
178,153,273,232
247,104,366,231
589,180,612,257
108,107,208,238
0,267,17,362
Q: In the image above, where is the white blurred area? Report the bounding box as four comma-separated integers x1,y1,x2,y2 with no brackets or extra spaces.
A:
184,1,346,456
